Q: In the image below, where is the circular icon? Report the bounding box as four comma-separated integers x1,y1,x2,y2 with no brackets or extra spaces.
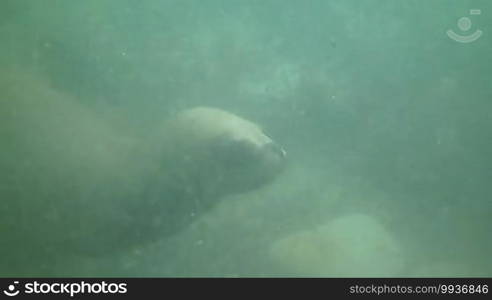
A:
3,282,20,297
457,17,472,31
446,10,482,43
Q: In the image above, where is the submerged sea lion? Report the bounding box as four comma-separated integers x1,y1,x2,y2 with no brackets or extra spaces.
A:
0,70,286,275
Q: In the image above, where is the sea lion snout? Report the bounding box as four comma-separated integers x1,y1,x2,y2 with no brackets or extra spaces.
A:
263,141,287,160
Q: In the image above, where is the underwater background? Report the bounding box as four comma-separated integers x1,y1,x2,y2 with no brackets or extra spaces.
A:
1,0,491,277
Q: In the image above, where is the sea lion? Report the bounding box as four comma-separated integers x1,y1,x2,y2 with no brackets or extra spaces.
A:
0,70,286,275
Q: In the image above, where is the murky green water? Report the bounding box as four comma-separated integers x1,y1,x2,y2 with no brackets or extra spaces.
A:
1,0,491,277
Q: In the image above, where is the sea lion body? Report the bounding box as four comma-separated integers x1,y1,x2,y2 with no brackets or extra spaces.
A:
0,71,286,274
